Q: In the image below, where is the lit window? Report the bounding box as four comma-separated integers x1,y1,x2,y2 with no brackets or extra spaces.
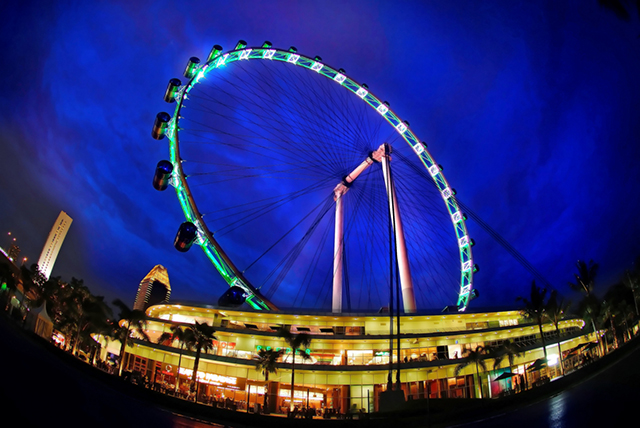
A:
216,53,229,67
377,104,388,115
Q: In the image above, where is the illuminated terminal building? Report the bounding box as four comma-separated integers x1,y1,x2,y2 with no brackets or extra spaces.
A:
119,303,592,413
133,265,171,312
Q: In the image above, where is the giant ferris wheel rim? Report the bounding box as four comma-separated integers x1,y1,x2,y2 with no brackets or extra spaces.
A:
162,41,475,312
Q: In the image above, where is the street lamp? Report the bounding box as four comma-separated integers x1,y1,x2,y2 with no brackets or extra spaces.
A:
5,232,17,250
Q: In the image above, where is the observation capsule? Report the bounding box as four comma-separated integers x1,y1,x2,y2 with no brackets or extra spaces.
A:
183,56,201,79
163,78,182,103
207,44,223,63
262,41,272,48
151,112,171,140
152,160,173,191
218,286,248,307
235,40,247,50
174,222,198,252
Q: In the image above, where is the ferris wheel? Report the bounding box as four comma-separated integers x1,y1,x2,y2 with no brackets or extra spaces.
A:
151,40,477,313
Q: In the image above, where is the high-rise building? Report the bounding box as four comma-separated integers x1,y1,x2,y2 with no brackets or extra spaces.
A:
134,265,171,311
37,211,73,280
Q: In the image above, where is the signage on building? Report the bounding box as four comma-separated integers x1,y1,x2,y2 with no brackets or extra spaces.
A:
178,367,245,388
256,345,312,354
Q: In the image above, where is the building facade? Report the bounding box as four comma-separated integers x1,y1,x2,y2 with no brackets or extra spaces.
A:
118,304,592,413
37,211,73,280
133,265,171,312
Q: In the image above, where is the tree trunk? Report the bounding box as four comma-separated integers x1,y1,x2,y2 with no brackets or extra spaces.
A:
176,343,183,394
290,349,296,411
118,326,131,377
191,345,202,402
537,318,547,359
263,372,269,412
475,361,483,399
609,317,618,349
73,318,85,356
554,324,564,375
590,319,602,357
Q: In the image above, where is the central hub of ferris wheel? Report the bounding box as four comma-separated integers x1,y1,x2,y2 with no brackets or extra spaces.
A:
332,144,416,314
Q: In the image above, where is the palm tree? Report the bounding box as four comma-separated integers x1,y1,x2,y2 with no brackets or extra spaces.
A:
545,290,571,375
183,321,216,401
517,280,548,359
72,295,112,358
112,299,150,376
600,282,636,348
454,346,488,399
600,299,620,350
18,264,45,310
569,260,598,297
254,348,284,412
277,326,312,410
569,260,601,353
157,324,194,393
54,278,91,350
623,267,640,317
492,339,523,372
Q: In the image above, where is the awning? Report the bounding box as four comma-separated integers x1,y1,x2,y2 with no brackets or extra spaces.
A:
584,342,599,351
564,343,590,357
494,372,518,381
527,358,547,371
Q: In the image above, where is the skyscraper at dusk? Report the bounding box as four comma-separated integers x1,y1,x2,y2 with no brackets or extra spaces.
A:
37,211,72,280
133,265,171,311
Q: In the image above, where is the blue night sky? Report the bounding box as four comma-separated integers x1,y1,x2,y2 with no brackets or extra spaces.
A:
1,1,639,312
